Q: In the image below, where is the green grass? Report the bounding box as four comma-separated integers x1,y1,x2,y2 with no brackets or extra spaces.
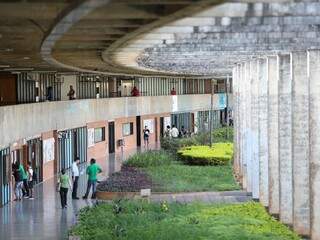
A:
71,201,301,240
177,143,233,165
124,149,239,192
124,150,173,168
147,162,239,192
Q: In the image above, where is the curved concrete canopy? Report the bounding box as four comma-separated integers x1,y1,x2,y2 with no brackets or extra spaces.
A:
114,1,320,76
44,0,222,77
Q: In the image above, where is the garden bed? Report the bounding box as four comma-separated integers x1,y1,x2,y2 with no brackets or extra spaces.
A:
71,201,300,240
97,166,153,192
97,150,239,194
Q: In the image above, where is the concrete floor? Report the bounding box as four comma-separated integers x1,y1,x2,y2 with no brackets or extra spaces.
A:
0,146,155,240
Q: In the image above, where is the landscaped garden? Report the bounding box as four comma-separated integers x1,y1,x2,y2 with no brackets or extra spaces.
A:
97,127,239,193
71,200,301,240
72,127,301,240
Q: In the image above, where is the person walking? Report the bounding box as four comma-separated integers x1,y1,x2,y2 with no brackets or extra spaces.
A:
13,162,23,201
20,163,29,198
143,125,150,148
72,158,80,199
171,125,179,138
83,158,102,199
58,169,72,209
27,162,34,200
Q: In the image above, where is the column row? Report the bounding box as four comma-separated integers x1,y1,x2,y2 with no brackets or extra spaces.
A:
233,50,320,240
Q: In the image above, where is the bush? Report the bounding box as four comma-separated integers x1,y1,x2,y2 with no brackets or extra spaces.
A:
160,127,233,154
212,127,234,143
177,143,233,166
124,150,173,168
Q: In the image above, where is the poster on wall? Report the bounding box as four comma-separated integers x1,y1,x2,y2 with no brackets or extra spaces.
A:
43,138,55,163
164,116,171,128
88,128,95,147
143,119,154,133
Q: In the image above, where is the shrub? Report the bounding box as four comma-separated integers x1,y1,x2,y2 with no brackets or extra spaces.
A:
124,150,173,168
177,143,233,166
212,127,233,143
160,127,233,154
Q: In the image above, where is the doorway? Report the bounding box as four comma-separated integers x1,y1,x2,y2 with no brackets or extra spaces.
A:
27,138,43,184
160,117,164,138
136,116,141,146
108,122,115,153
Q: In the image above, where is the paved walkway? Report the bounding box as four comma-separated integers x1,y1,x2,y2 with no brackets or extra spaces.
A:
0,146,250,240
150,191,252,204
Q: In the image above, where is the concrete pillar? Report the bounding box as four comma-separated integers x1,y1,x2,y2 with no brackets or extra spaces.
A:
258,58,269,206
308,50,320,240
278,54,293,226
267,56,280,216
291,51,310,236
240,63,247,189
250,60,260,200
232,66,240,175
244,61,252,193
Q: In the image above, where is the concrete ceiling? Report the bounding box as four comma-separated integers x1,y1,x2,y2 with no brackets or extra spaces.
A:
1,0,320,77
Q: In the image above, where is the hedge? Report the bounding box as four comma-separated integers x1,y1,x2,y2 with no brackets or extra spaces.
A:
177,143,233,165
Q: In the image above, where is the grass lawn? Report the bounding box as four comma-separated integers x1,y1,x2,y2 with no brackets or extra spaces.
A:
71,201,300,240
147,162,239,192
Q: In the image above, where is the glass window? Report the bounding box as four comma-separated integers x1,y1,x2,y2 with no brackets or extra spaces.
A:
123,122,134,136
94,127,105,143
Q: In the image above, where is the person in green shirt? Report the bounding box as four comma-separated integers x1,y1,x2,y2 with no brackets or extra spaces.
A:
58,169,72,208
83,158,102,199
19,164,29,198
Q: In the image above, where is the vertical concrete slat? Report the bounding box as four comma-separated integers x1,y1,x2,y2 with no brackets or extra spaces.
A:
308,50,320,240
240,63,247,189
250,60,260,200
258,58,269,206
292,51,310,236
245,62,253,193
278,54,293,226
267,56,280,215
232,66,240,175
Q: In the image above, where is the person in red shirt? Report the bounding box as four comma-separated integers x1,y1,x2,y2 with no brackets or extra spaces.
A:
170,87,176,95
131,86,140,96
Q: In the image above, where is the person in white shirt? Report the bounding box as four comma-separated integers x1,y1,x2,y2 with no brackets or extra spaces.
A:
171,125,179,138
72,158,80,199
27,162,34,200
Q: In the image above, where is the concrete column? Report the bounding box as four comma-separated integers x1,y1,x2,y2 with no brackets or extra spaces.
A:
267,56,280,216
232,66,240,175
244,61,252,193
240,63,246,189
258,58,269,206
278,54,293,226
291,51,310,236
308,50,320,240
250,60,260,200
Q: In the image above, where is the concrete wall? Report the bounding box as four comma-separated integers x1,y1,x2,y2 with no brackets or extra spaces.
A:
0,94,220,149
233,50,320,239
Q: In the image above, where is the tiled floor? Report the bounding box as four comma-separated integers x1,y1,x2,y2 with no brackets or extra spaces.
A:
0,146,155,240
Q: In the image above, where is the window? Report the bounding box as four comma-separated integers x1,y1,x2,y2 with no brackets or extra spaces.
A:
122,122,134,136
94,127,105,143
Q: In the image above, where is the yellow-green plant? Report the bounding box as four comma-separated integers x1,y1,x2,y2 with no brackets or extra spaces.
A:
177,143,233,165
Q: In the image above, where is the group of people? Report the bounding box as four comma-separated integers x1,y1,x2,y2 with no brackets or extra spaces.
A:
13,161,35,201
57,158,102,208
164,125,189,138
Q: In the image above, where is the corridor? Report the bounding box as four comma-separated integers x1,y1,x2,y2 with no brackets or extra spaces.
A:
0,147,151,240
